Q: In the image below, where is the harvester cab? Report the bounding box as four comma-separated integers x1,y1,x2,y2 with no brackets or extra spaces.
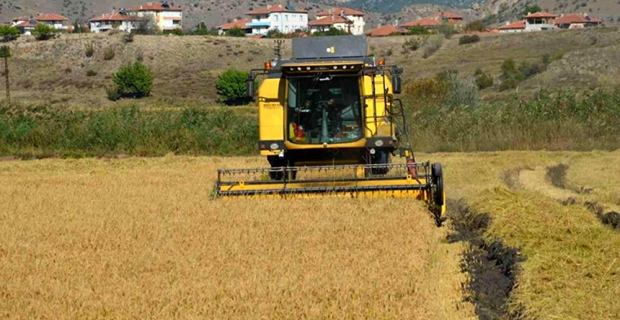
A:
216,35,446,225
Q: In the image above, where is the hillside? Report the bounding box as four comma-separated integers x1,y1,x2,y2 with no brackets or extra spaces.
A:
485,0,620,25
4,26,620,107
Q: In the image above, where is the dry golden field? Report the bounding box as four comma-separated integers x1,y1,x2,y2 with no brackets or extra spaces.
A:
1,152,620,320
0,156,475,320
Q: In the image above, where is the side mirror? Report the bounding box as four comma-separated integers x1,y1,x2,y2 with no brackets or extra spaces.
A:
391,74,402,94
246,74,255,99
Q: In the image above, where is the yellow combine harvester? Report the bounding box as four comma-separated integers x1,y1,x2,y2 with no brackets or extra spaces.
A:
215,35,446,224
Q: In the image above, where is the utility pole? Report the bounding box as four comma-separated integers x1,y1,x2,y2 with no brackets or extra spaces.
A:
0,46,11,104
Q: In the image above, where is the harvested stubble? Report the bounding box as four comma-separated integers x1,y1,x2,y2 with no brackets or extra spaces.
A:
0,156,475,320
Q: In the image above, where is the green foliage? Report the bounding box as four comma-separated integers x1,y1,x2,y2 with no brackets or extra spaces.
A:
474,68,494,90
312,27,349,37
524,5,542,16
403,88,620,152
225,27,246,37
112,62,154,99
436,22,456,39
32,24,59,41
215,68,255,105
86,70,97,77
402,37,422,52
406,26,430,35
0,46,11,59
122,33,135,43
458,34,480,45
106,85,121,101
193,23,218,35
499,58,547,91
266,29,284,38
72,20,88,33
103,47,115,60
135,15,158,35
166,29,185,36
0,105,259,158
85,42,95,57
463,20,485,32
422,35,443,58
0,26,20,42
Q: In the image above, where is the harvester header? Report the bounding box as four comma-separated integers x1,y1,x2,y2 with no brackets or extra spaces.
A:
215,35,446,225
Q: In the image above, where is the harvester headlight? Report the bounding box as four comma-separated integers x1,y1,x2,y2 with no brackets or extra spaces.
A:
306,67,311,70
369,148,376,155
333,66,338,69
270,143,279,150
297,67,302,71
375,140,384,147
278,150,285,158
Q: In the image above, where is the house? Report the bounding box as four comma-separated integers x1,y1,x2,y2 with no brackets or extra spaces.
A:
523,11,556,31
245,4,308,36
34,13,70,32
11,16,36,35
555,13,602,29
127,1,183,32
366,24,401,37
313,7,365,35
308,15,354,34
497,20,526,33
89,10,139,33
401,12,463,31
217,19,252,35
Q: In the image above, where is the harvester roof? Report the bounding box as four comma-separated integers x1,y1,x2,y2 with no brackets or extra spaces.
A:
291,35,369,62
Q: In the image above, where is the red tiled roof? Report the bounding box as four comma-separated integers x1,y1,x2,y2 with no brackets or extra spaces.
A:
308,15,352,26
128,3,182,12
90,13,140,22
245,5,307,15
14,20,35,27
317,7,365,16
524,12,556,19
401,17,441,27
498,20,526,30
554,13,602,24
439,12,463,19
218,19,251,30
12,16,29,22
35,13,69,21
366,24,400,37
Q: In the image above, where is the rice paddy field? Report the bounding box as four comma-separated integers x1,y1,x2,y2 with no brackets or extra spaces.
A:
1,151,619,320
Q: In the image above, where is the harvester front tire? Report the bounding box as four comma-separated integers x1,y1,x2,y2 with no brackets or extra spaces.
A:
432,163,444,206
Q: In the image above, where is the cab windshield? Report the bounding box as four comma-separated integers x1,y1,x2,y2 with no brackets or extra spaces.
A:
287,74,363,144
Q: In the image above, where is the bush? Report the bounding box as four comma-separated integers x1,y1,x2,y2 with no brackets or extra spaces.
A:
85,42,95,57
106,85,121,101
225,27,246,37
112,62,153,99
122,33,134,43
32,24,59,41
437,23,456,39
402,37,422,52
463,20,485,32
134,15,158,35
0,26,20,42
86,70,97,77
215,69,254,105
166,29,184,36
422,35,443,58
103,47,115,60
459,35,480,45
474,68,494,90
406,26,430,35
312,27,349,37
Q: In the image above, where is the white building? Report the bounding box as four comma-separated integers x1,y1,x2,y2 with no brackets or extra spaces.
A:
11,16,36,35
11,14,70,34
245,4,308,35
89,11,138,33
523,12,556,31
128,1,183,31
498,20,526,33
312,7,365,35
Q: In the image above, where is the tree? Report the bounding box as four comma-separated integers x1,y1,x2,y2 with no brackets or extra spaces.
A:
0,26,20,42
72,19,88,33
32,24,59,41
112,62,153,98
134,14,158,35
406,26,430,35
215,68,255,105
312,27,349,37
0,46,11,102
437,22,456,39
463,20,485,32
524,5,542,16
225,27,246,37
